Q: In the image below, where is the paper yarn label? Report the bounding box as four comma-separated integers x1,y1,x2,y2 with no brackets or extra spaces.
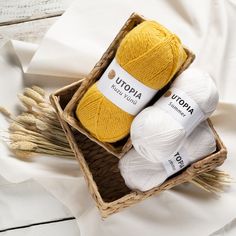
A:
157,87,205,135
97,59,158,115
162,148,190,176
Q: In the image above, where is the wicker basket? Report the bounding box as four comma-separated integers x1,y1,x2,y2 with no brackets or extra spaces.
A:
50,80,227,218
62,13,195,158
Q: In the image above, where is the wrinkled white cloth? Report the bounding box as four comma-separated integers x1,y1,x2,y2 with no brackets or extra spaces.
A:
0,0,236,235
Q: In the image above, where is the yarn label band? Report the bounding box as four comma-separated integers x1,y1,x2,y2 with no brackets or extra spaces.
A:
157,87,205,135
97,59,158,115
162,148,190,176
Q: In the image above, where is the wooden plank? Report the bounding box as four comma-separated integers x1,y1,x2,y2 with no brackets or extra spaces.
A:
0,219,80,235
0,0,73,26
0,16,59,47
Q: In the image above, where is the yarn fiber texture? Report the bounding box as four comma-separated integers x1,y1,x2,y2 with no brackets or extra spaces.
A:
119,121,216,191
76,20,187,143
131,68,219,162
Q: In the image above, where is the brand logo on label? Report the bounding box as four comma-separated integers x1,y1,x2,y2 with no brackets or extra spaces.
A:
108,69,116,80
165,90,194,115
164,90,172,97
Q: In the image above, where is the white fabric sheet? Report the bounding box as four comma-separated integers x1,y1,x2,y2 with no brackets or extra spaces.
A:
0,0,236,235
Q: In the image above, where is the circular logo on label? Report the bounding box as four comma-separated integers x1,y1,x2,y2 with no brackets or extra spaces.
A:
108,69,116,80
164,90,172,97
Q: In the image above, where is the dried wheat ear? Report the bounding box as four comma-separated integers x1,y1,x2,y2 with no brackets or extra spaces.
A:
0,86,73,158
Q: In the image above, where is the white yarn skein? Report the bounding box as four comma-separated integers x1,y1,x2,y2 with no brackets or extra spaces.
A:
119,121,216,191
131,68,219,162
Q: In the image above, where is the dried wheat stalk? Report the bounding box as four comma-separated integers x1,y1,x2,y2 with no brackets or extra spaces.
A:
0,86,74,158
190,169,233,194
0,86,233,193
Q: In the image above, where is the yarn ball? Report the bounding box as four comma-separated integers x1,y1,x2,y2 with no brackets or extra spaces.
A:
131,68,219,162
76,20,187,143
119,121,216,191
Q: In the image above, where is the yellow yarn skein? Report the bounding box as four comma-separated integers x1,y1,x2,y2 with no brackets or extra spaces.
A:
76,21,187,143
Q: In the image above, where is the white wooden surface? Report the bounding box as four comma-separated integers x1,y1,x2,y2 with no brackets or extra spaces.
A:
0,0,79,235
1,219,80,236
0,17,59,47
0,0,73,46
0,0,71,25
